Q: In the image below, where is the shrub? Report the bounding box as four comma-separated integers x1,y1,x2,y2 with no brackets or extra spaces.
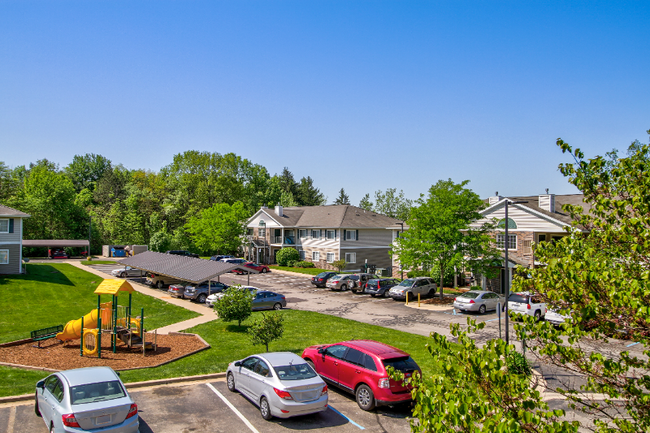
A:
248,312,285,352
332,259,346,272
470,285,482,291
406,269,429,278
294,261,315,268
276,248,300,266
214,285,254,327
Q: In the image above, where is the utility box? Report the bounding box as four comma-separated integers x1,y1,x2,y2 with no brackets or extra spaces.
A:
131,245,148,255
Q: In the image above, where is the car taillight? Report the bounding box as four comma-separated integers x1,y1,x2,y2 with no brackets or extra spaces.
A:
321,384,328,395
126,403,138,419
281,296,285,299
527,304,531,309
273,388,293,400
469,300,475,304
62,413,80,427
378,378,390,388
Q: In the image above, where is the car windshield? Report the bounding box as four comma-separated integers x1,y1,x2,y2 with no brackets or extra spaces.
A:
459,292,480,299
398,279,414,287
383,356,419,373
273,363,318,381
70,380,126,405
316,272,330,278
508,293,529,303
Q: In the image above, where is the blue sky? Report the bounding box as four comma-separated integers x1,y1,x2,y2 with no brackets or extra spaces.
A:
1,0,649,204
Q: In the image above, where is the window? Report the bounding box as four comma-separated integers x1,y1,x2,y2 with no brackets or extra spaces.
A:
343,348,365,366
345,252,356,263
311,229,321,239
327,253,335,263
312,251,320,261
538,234,547,242
242,357,259,371
497,218,517,229
254,360,271,377
299,229,307,239
522,240,532,254
0,219,8,233
326,230,335,240
258,228,266,237
325,345,348,359
496,234,517,250
345,230,357,241
246,228,253,236
0,250,7,265
299,250,306,260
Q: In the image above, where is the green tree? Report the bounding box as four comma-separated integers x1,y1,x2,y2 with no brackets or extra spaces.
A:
374,188,412,221
511,131,650,432
393,179,498,297
185,202,249,255
215,286,254,327
332,259,346,272
333,188,350,205
248,312,285,352
358,193,373,211
65,153,112,193
0,162,20,203
277,167,298,197
394,318,578,433
295,176,326,206
276,247,300,266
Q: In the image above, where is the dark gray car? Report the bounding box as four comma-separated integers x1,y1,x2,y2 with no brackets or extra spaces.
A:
252,291,287,310
184,281,229,303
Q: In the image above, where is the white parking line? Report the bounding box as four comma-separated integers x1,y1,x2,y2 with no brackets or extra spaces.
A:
206,383,260,433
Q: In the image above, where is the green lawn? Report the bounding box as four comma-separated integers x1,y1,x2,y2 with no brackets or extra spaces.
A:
0,309,443,397
269,266,343,276
81,260,117,265
0,263,200,344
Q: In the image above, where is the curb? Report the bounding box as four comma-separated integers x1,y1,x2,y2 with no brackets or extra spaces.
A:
0,372,228,404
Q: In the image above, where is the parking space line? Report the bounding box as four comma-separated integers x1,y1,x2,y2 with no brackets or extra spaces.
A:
485,318,500,322
7,405,16,433
328,406,365,430
206,383,260,433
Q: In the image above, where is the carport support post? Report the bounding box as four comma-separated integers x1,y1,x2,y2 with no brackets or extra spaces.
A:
140,307,144,356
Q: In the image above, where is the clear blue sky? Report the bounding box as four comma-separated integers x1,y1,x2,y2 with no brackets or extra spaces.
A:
2,1,648,204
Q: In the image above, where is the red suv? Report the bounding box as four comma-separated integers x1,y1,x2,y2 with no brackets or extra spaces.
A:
301,340,420,411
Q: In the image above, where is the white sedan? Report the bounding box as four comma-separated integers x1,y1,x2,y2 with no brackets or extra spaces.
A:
226,352,328,420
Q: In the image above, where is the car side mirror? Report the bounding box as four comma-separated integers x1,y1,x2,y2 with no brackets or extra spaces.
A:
234,361,241,367
36,380,45,389
317,348,325,354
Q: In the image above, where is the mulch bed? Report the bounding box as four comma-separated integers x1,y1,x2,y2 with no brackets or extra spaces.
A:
420,297,456,305
0,333,208,371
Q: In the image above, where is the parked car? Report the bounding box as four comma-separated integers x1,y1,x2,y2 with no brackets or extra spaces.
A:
50,249,69,259
233,262,270,274
166,250,200,258
168,282,190,299
311,271,337,288
184,281,230,303
206,286,258,307
220,257,247,264
35,366,139,433
364,278,401,297
545,309,570,326
210,255,234,262
302,340,420,411
388,277,437,301
350,273,380,293
326,274,357,291
111,266,144,279
508,292,547,321
453,290,505,314
252,291,286,310
226,352,328,420
146,272,182,289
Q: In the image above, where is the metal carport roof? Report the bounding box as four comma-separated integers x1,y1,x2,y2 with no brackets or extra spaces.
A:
116,251,258,284
23,240,90,248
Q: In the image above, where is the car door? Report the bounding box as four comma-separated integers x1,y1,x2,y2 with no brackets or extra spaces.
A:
38,375,59,425
238,357,259,398
252,292,270,310
317,344,348,384
338,347,365,391
249,359,272,401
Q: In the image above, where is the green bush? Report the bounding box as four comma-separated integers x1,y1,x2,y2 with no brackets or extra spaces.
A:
332,259,346,272
294,261,315,268
470,285,482,291
276,248,300,266
214,285,254,327
506,351,532,376
406,269,429,278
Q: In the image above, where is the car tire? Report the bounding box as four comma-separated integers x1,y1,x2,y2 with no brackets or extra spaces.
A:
34,393,41,417
120,272,126,278
356,384,375,411
351,288,357,293
370,294,375,298
273,303,282,310
262,268,268,273
306,359,315,371
260,396,273,420
427,288,436,297
227,372,236,392
157,281,164,289
479,305,486,314
340,284,347,291
534,310,542,321
197,294,207,304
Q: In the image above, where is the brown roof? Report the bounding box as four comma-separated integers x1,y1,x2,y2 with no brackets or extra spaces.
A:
0,204,30,218
258,205,403,228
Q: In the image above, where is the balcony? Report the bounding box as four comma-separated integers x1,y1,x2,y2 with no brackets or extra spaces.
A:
273,236,296,245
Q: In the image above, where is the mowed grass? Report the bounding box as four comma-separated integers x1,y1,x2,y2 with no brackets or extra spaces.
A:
269,266,339,276
0,309,444,397
0,263,200,344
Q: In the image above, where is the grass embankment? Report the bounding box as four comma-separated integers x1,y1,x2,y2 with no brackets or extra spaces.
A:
81,260,117,265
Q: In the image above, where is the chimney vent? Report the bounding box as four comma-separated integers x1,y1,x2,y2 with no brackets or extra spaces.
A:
275,205,283,217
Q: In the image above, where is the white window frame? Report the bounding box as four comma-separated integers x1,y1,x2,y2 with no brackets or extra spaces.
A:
312,251,320,261
345,230,357,241
299,229,307,239
345,252,356,263
0,249,8,265
299,250,306,260
496,234,517,250
326,230,335,240
258,228,266,237
0,219,8,233
326,252,335,263
311,229,321,240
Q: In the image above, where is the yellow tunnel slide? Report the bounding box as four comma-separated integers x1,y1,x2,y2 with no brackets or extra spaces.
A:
56,309,101,341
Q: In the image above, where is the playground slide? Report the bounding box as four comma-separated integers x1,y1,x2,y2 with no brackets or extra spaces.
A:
56,309,100,341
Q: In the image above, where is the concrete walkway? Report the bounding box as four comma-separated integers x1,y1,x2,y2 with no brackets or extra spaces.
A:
65,261,218,334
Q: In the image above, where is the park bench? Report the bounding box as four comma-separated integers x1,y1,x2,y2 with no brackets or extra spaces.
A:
31,325,63,348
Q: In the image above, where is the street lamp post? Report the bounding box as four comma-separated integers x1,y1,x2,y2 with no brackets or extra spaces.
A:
504,200,527,345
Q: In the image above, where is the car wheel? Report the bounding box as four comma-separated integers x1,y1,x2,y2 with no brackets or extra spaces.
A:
340,284,347,291
261,268,268,273
34,393,41,417
273,303,282,310
227,372,236,392
157,281,164,289
351,288,357,293
534,310,542,321
120,272,126,278
356,384,375,411
306,359,315,371
427,288,436,297
370,294,375,298
197,294,207,304
479,305,486,314
260,396,273,420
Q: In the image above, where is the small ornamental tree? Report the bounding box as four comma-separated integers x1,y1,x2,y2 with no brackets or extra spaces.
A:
214,285,254,327
248,312,285,352
276,247,300,266
332,259,346,273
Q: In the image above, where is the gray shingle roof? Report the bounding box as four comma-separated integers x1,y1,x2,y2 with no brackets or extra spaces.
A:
23,240,89,247
0,204,30,218
257,205,403,228
502,194,590,225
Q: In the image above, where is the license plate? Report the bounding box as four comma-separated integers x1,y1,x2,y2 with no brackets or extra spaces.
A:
96,415,111,425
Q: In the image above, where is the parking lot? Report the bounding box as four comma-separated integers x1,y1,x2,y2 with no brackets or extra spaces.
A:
2,378,412,433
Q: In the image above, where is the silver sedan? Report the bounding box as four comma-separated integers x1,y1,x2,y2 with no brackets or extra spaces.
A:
453,290,504,314
111,266,144,278
35,366,139,433
226,352,328,420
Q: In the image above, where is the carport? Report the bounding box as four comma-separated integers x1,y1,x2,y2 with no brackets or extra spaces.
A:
116,251,260,288
22,239,90,257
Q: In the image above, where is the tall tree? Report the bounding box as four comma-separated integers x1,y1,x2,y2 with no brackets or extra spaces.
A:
0,162,20,203
277,167,298,197
333,188,350,205
185,202,249,255
295,176,325,206
393,179,497,297
373,188,412,221
65,153,112,193
358,193,373,211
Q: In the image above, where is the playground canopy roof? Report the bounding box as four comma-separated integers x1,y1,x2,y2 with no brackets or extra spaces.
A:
116,251,258,284
95,279,136,295
23,239,90,248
